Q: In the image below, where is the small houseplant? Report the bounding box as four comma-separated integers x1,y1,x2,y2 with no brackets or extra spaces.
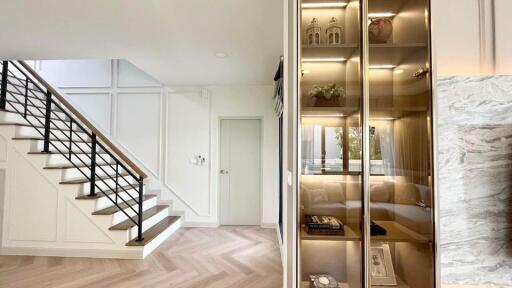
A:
309,84,345,107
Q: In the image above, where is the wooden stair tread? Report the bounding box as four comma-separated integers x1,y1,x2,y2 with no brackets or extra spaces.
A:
126,216,180,246
59,172,131,184
75,184,137,200
109,205,169,230
92,194,156,215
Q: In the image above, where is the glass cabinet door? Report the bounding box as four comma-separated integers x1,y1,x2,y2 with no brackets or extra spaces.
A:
365,0,435,287
299,0,363,287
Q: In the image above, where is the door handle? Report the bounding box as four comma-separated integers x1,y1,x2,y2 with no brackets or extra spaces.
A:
220,169,229,174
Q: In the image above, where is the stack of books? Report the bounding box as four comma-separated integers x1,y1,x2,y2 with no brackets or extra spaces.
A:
305,215,344,235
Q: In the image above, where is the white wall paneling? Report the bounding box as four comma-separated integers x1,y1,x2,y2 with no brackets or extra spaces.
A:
0,125,142,258
65,93,112,134
494,0,512,74
38,60,113,88
165,91,211,217
433,0,512,75
8,150,58,242
116,92,162,178
33,59,279,226
117,60,162,88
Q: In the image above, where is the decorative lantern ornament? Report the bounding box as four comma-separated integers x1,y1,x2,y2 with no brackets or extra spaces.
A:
306,18,321,46
326,17,343,45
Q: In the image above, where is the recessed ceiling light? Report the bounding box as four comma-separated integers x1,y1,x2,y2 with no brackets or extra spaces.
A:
302,57,346,63
368,12,397,18
215,52,228,58
302,2,348,8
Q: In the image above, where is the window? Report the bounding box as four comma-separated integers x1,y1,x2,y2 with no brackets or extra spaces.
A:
348,126,384,174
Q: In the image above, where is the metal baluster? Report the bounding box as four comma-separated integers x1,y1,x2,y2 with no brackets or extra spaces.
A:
24,78,28,118
89,133,97,197
0,61,8,110
137,176,144,241
42,90,52,152
68,120,73,160
115,163,119,204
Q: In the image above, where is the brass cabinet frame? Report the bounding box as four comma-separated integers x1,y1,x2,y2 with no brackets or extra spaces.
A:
294,0,440,287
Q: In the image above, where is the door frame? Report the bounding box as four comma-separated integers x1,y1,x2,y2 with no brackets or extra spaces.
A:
218,116,264,226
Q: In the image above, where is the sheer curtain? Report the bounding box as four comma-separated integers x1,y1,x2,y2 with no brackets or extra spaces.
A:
301,126,315,173
374,120,396,177
393,112,430,185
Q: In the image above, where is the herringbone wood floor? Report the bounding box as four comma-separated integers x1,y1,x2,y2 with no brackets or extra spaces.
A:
0,226,283,288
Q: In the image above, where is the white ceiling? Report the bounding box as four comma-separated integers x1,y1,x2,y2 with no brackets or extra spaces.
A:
0,0,283,86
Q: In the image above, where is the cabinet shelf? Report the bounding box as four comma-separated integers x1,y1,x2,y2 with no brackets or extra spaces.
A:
301,281,350,288
301,106,428,119
300,221,431,244
301,43,426,65
301,275,410,288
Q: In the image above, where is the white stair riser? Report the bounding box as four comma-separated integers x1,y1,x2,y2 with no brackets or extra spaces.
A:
6,93,51,111
45,153,114,167
128,208,169,239
16,126,91,142
7,102,69,120
95,188,144,210
111,197,158,225
142,218,182,257
29,140,97,154
77,178,140,194
60,165,128,181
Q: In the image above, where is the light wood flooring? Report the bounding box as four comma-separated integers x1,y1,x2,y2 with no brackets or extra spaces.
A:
0,226,283,288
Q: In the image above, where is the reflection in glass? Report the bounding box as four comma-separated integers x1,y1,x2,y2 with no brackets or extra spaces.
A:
299,0,362,287
367,0,434,287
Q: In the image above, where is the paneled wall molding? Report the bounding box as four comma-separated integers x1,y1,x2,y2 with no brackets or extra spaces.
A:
478,0,496,74
35,59,215,223
162,89,212,218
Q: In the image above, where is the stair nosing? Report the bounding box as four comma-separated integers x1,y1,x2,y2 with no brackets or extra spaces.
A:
109,205,169,231
125,216,180,246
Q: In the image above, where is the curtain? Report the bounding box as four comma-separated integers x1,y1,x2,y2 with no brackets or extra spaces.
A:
393,112,430,185
301,126,315,172
374,120,396,177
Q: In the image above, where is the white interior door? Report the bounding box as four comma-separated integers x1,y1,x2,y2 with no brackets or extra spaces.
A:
220,119,261,225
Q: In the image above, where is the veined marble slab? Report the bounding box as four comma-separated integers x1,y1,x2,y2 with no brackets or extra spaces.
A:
438,76,512,286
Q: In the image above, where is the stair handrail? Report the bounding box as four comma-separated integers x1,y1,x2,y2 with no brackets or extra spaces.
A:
17,61,147,179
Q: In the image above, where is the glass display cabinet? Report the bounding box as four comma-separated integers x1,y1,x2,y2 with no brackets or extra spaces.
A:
297,0,436,287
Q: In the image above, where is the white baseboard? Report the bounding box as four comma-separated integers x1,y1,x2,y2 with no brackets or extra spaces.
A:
261,222,277,229
0,246,143,259
183,221,219,228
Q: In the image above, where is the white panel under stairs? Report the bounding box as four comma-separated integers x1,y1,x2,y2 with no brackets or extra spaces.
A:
0,112,181,259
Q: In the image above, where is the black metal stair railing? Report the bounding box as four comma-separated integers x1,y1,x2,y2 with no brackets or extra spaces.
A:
0,60,146,242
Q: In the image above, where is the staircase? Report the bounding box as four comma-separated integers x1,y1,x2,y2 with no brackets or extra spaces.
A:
0,60,181,258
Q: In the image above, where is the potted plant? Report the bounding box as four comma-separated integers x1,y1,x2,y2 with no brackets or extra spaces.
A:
309,84,345,107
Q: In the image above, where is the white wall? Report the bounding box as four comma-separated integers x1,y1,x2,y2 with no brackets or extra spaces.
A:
34,60,279,227
434,0,512,75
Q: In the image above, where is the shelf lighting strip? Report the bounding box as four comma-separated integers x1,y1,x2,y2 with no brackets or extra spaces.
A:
301,2,348,8
369,64,396,69
302,57,347,63
368,12,397,18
